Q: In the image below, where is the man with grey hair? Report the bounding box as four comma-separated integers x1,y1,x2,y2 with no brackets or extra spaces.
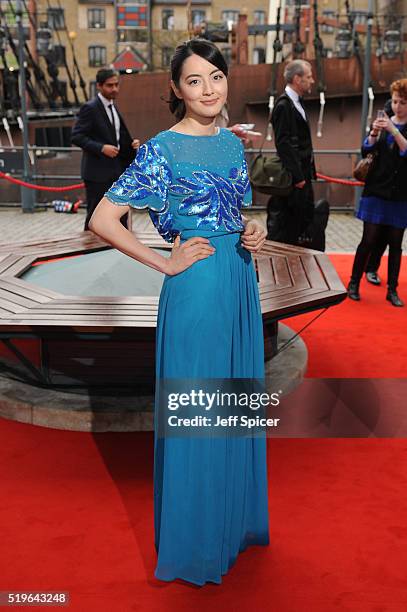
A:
267,59,316,245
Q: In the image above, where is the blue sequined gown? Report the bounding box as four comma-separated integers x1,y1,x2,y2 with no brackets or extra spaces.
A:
105,128,269,586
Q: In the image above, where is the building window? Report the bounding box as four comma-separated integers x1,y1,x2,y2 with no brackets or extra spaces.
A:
162,9,174,30
89,46,106,67
52,44,66,67
47,7,65,30
253,10,265,25
89,81,97,98
88,9,105,29
253,47,265,63
322,10,335,34
117,29,148,43
192,10,206,27
351,10,367,26
222,46,232,65
222,10,239,25
162,46,173,68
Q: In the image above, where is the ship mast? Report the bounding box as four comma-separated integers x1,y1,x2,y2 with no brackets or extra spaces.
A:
266,0,285,63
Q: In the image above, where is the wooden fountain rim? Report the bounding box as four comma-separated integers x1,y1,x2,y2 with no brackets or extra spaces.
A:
0,231,346,332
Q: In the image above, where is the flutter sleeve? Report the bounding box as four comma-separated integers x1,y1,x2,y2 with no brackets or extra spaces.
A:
105,139,172,211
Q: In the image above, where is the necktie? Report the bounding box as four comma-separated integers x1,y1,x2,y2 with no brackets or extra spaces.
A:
108,103,117,145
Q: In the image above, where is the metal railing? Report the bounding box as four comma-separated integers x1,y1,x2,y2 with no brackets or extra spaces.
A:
0,145,362,211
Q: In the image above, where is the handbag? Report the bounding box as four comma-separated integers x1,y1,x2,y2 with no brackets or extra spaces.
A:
250,153,293,196
249,95,298,196
352,152,377,182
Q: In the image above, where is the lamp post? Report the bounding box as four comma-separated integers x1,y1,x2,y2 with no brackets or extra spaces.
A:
355,0,374,211
360,0,374,144
15,0,35,212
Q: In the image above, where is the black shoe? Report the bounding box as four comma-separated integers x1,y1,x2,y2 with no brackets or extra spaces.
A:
386,289,404,307
347,281,360,301
366,271,381,285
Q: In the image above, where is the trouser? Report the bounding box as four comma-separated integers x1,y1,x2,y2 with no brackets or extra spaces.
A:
266,179,315,246
350,222,405,290
365,225,388,273
84,179,128,230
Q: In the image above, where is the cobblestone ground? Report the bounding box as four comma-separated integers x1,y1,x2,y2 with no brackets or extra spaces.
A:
1,206,406,252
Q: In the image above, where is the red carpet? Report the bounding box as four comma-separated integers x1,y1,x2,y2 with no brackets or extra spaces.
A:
286,254,407,378
1,254,406,611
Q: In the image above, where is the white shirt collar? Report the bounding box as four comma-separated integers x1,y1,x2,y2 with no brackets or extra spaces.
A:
98,92,114,108
285,85,300,103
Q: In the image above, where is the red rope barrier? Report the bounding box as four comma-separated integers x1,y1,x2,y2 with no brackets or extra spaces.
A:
1,169,363,192
316,172,364,187
0,171,84,192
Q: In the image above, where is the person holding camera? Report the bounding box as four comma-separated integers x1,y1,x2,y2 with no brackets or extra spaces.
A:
348,79,407,307
364,98,394,285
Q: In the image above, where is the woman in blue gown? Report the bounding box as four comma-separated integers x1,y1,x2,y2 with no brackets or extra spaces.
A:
90,39,270,585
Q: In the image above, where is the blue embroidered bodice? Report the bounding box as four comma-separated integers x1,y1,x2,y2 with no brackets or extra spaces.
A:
105,128,252,242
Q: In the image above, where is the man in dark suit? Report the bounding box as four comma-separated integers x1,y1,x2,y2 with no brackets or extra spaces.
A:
71,68,139,229
267,60,316,245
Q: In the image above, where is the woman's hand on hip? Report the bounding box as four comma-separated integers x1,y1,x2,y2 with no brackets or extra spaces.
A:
165,236,215,276
241,220,267,253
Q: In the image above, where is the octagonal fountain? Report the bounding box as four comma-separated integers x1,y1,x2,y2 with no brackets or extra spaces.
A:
0,231,346,430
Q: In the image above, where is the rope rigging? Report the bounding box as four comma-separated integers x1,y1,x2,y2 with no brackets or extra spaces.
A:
0,2,42,109
55,0,88,102
43,0,79,105
312,0,326,138
12,0,56,107
18,0,58,106
0,25,20,114
266,0,283,140
344,0,363,71
293,0,305,57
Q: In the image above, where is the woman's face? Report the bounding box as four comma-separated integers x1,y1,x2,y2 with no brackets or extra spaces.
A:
391,93,407,121
171,53,228,121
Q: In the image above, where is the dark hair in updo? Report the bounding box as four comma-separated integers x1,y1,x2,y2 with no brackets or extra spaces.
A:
169,39,228,120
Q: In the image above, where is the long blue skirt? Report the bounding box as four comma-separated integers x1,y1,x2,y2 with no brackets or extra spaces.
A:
153,231,270,585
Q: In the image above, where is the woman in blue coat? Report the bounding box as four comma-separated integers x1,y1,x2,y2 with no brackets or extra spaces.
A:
348,79,407,307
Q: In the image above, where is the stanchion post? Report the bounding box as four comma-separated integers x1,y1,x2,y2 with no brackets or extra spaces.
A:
360,0,373,144
357,0,374,213
16,0,36,212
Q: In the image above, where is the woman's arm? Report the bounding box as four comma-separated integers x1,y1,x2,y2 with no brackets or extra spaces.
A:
374,116,407,154
89,198,215,275
389,125,407,154
364,119,382,149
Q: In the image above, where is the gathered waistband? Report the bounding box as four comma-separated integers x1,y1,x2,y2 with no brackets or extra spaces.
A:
180,229,241,241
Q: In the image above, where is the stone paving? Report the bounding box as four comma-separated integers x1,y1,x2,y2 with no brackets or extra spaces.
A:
1,206,406,252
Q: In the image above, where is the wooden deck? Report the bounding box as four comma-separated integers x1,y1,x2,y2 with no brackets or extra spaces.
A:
0,231,346,386
0,231,346,332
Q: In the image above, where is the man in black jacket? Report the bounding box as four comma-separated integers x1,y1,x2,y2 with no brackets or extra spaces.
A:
267,60,316,245
71,68,139,229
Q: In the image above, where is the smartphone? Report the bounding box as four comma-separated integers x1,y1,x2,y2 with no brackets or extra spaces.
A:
377,110,386,119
